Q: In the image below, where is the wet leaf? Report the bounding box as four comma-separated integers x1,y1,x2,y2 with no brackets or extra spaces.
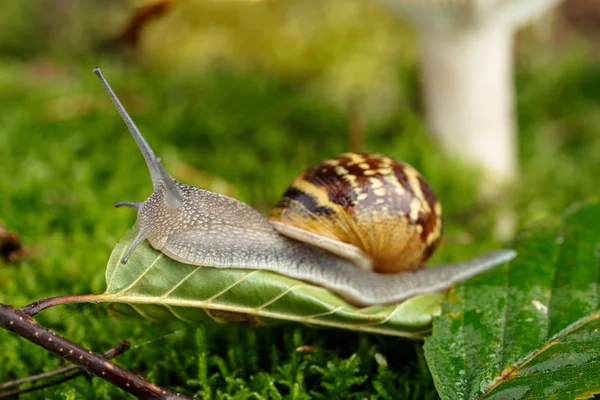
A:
425,200,600,399
98,229,444,338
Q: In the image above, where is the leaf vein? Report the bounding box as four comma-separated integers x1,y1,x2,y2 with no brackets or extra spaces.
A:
116,254,163,295
300,305,344,321
477,311,600,398
128,303,160,322
254,284,301,311
355,303,401,327
204,270,259,303
160,266,202,299
164,305,193,323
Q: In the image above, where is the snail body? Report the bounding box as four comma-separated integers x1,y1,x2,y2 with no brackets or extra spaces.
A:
94,68,516,307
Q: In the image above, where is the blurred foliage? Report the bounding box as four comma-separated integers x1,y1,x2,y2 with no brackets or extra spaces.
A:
0,0,599,398
136,0,415,121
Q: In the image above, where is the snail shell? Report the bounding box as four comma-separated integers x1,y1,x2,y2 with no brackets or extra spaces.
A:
270,152,442,274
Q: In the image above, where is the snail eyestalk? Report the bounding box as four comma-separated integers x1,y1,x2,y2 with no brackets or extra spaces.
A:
121,230,148,264
92,67,183,206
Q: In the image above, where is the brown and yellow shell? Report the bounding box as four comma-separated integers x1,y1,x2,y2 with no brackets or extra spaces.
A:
269,152,442,274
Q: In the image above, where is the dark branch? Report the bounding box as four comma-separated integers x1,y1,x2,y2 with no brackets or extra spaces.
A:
0,341,129,396
0,304,193,399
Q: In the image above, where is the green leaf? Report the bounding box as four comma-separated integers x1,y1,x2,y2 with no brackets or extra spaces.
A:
98,229,444,338
424,199,600,399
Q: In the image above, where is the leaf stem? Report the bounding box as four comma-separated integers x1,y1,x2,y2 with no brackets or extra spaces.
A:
0,303,192,399
21,294,104,316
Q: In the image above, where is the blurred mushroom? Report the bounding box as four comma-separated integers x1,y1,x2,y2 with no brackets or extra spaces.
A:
374,0,564,193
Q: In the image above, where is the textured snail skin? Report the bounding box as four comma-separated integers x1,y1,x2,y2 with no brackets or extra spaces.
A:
93,67,517,307
270,152,442,274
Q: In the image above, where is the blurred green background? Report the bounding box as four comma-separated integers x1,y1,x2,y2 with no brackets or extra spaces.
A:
0,0,599,398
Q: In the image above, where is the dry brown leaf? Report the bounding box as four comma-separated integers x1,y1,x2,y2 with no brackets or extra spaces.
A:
0,225,28,264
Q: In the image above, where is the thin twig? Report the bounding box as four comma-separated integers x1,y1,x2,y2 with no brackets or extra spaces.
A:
21,294,102,317
0,341,129,395
0,371,82,399
0,304,193,399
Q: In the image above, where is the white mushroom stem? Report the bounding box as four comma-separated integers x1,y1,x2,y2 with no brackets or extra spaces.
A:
419,26,517,190
373,0,563,192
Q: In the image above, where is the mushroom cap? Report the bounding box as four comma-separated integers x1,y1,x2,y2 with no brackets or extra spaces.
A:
374,0,563,32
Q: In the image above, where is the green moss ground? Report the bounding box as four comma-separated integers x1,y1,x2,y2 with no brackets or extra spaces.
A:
1,3,600,399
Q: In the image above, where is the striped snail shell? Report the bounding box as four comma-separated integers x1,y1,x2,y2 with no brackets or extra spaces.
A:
270,152,442,274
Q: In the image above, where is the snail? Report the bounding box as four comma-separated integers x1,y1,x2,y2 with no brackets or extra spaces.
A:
93,68,516,307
